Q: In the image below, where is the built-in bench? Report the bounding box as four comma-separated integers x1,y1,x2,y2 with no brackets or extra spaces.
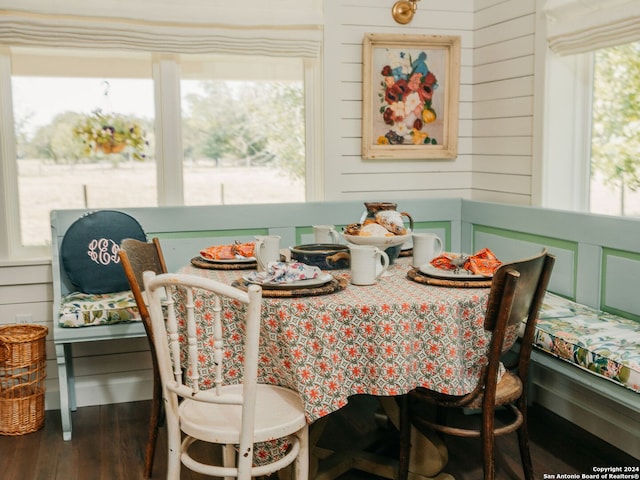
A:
51,199,640,457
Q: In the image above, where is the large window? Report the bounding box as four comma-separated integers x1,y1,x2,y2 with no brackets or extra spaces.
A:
2,46,316,258
589,41,640,216
180,54,305,206
541,42,640,218
11,49,156,247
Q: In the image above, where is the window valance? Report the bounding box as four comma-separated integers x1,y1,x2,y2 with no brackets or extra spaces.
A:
0,9,322,58
544,0,640,55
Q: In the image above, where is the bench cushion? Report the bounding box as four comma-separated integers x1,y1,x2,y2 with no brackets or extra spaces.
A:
58,291,141,327
535,293,640,394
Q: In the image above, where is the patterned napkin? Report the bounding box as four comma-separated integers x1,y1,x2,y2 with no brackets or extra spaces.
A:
430,248,502,275
246,262,322,284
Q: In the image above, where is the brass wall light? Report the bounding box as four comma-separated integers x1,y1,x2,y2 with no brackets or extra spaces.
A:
392,0,421,25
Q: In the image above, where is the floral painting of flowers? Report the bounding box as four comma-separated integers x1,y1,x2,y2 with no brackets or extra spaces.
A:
362,34,460,160
376,48,442,146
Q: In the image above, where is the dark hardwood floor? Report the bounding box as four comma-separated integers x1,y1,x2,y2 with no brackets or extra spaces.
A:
0,399,637,479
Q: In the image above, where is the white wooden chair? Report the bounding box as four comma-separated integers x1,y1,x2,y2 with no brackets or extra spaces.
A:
143,271,309,480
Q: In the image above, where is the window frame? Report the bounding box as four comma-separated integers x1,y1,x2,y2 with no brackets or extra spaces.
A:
0,47,322,261
539,49,594,213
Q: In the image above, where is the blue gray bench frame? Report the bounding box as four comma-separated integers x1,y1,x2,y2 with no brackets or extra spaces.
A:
51,199,640,455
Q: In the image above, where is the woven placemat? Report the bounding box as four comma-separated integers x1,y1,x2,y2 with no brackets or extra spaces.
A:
190,256,257,270
407,267,492,288
232,276,348,298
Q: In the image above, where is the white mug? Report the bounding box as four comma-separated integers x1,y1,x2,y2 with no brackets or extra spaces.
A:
412,232,443,267
313,225,340,244
349,245,389,286
254,235,281,272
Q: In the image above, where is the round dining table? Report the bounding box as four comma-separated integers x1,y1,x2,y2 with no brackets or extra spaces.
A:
179,255,494,479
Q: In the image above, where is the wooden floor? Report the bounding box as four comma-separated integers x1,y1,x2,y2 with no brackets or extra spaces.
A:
0,398,637,479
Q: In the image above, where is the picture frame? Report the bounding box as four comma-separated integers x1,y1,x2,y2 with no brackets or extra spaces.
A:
362,33,461,160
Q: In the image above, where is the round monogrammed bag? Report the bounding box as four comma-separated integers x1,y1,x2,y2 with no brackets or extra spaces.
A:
61,210,147,294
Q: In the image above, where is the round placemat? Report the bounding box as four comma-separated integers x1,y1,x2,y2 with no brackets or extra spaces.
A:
407,267,492,288
232,276,348,298
191,256,257,270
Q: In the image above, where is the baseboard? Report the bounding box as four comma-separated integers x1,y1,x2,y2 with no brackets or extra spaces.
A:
530,360,640,459
44,370,154,410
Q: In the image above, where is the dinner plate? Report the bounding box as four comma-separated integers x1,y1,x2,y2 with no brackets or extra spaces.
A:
199,255,256,264
419,263,490,280
243,272,333,290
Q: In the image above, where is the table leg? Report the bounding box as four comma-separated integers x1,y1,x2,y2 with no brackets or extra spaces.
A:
379,397,450,479
309,396,452,480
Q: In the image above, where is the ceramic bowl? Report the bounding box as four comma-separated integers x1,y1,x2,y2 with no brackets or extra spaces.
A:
289,244,350,270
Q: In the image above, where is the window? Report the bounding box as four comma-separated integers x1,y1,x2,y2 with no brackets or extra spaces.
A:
542,42,640,217
11,49,156,249
180,54,305,206
1,46,319,259
540,0,640,217
589,41,640,216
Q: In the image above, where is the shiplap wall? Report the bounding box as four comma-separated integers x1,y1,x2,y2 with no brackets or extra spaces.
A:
323,0,537,205
323,0,475,200
472,0,537,204
0,0,541,411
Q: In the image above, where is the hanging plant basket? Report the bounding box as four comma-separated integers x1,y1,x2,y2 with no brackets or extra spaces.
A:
73,110,148,160
96,142,127,154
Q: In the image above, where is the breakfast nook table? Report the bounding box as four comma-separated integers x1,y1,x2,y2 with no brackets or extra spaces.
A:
179,255,494,479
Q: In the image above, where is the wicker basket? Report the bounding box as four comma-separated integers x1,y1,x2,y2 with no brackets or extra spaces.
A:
0,324,48,435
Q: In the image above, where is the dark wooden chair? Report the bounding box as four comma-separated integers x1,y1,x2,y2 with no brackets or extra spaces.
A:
397,249,555,480
119,237,168,479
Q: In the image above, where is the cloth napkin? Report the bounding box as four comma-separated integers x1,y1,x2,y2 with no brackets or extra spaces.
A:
246,261,322,284
430,248,502,275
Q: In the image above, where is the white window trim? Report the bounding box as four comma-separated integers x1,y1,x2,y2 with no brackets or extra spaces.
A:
539,50,594,212
0,47,20,259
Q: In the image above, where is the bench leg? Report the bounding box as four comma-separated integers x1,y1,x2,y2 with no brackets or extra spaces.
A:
55,342,74,440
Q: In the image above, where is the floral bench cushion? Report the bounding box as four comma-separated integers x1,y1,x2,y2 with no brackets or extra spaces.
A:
58,290,141,327
534,293,640,394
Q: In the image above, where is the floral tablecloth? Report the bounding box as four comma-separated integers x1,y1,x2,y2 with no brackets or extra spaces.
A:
180,257,492,423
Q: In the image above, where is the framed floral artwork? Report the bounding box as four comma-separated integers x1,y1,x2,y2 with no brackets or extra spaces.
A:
362,33,461,159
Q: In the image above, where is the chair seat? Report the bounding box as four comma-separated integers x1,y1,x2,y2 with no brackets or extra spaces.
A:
179,384,307,445
465,370,523,410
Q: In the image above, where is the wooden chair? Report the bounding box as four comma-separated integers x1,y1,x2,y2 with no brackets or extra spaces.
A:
143,271,309,480
397,249,555,480
118,238,168,479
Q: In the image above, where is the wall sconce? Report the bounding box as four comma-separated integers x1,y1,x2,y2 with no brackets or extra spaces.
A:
392,0,421,25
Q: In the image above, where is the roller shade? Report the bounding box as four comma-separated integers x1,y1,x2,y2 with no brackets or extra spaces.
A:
544,0,640,55
0,7,322,58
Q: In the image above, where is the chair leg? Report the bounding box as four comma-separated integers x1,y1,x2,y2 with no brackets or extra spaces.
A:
481,409,496,480
223,444,236,480
517,399,534,480
165,415,182,480
294,425,310,480
144,379,162,478
397,395,410,480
